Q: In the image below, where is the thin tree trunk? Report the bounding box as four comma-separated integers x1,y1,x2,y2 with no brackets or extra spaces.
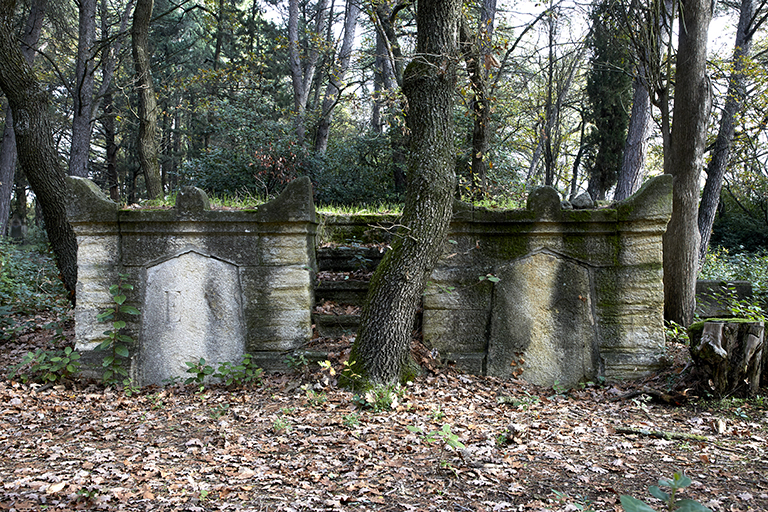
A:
313,0,361,154
132,0,163,199
288,0,328,144
0,0,46,236
69,0,97,178
0,0,77,299
698,0,756,262
614,71,652,200
663,0,712,326
349,0,460,385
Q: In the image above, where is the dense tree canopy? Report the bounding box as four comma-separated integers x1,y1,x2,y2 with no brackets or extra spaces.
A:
1,0,767,325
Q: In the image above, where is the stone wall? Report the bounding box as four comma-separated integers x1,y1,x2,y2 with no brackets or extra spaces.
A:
66,177,317,385
424,176,673,386
67,174,672,388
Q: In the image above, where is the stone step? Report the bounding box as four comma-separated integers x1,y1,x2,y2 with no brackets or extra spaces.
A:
313,314,360,338
315,279,370,305
316,246,386,272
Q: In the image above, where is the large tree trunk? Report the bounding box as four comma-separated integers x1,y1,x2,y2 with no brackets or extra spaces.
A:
313,0,361,154
132,0,163,199
0,0,77,299
0,0,46,236
349,0,460,386
69,0,97,178
698,0,756,262
663,0,712,326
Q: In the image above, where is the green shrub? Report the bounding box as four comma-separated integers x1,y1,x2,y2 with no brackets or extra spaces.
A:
0,236,70,320
620,472,711,511
8,346,81,384
699,247,768,308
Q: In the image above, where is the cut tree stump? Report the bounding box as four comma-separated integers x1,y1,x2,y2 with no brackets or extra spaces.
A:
689,320,764,398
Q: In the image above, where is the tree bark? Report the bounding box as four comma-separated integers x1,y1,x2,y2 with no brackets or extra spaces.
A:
0,0,46,236
0,0,77,299
69,0,97,178
132,0,163,199
313,0,361,154
698,0,756,262
288,0,328,145
614,71,652,201
689,321,764,398
349,0,460,385
663,0,712,326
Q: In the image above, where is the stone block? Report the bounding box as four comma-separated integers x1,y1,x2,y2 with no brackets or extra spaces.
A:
487,252,598,387
139,251,246,385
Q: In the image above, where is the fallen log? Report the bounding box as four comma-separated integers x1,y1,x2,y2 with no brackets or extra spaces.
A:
689,320,764,398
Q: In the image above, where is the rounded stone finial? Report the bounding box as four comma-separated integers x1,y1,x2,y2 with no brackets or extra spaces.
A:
526,187,562,217
176,186,210,214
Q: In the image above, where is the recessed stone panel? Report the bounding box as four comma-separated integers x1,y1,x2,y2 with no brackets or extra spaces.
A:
139,251,245,385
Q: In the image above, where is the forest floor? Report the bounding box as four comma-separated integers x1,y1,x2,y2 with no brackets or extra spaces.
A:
1,310,767,512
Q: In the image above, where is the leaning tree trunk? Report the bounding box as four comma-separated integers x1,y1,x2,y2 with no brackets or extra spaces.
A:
0,0,46,236
0,0,77,299
698,0,755,263
662,0,711,326
349,0,460,386
131,0,163,199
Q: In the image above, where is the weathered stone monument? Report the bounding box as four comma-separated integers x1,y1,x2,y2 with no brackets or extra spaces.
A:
423,175,673,386
67,174,673,388
66,177,317,385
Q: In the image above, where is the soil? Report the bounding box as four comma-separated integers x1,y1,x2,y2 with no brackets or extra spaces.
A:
1,311,767,512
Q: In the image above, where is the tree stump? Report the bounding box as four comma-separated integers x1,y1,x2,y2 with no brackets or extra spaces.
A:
689,321,764,398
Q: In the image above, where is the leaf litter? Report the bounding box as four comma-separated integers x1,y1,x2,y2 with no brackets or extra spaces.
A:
1,327,767,511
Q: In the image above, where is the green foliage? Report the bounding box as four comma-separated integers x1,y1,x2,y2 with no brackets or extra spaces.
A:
353,383,405,413
314,134,402,205
700,247,768,303
620,473,711,512
302,385,327,407
553,490,595,512
185,97,314,199
185,358,216,388
584,0,633,199
665,321,690,344
284,353,309,374
184,355,263,389
214,354,263,387
407,423,466,451
8,346,81,384
272,417,292,434
0,237,70,327
96,274,140,389
342,413,361,428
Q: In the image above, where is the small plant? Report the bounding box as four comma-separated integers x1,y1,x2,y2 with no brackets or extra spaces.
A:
284,353,309,374
8,346,81,384
342,412,360,428
185,358,216,386
552,380,569,396
665,320,690,344
496,390,541,410
302,385,327,407
209,403,230,419
408,423,466,450
620,473,711,512
478,273,500,284
553,490,595,512
96,274,140,389
272,417,291,434
430,405,445,421
353,383,405,412
214,354,263,387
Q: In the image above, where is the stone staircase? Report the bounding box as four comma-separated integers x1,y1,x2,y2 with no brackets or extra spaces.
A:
312,246,386,339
